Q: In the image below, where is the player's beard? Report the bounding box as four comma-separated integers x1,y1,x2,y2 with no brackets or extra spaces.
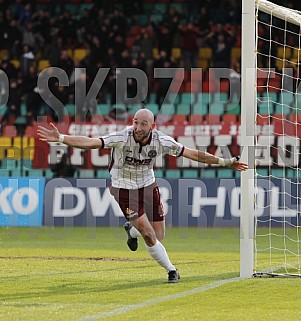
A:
134,128,152,144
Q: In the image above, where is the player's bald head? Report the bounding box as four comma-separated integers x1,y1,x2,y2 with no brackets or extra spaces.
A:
134,109,155,124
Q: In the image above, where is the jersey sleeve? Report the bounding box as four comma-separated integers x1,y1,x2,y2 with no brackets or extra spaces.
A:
101,128,128,149
158,131,184,157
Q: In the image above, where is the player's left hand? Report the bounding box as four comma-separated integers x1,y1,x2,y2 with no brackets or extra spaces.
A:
226,156,248,171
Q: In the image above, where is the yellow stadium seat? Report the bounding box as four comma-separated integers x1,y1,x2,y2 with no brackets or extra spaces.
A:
292,48,301,58
231,47,241,58
153,48,159,59
10,59,20,69
0,49,9,60
198,47,212,59
172,48,181,59
73,49,88,62
198,59,209,69
277,47,292,59
38,59,50,71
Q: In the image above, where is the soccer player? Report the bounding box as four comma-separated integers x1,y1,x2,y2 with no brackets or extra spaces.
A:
37,109,248,283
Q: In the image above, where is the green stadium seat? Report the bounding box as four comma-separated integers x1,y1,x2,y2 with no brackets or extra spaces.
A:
287,169,299,178
96,169,110,179
256,168,268,177
153,3,167,12
271,169,284,178
6,159,18,169
154,169,164,178
148,93,157,104
79,169,95,178
208,102,224,115
44,169,54,178
165,169,181,179
10,169,21,177
0,105,6,116
181,93,195,104
262,92,278,103
166,93,180,104
145,103,159,115
274,103,291,115
96,104,110,116
128,104,143,115
202,169,216,178
226,103,240,115
258,102,274,115
20,103,27,116
137,14,149,25
280,92,294,106
25,169,44,177
192,103,208,115
112,104,127,111
182,169,199,178
196,93,210,104
217,169,234,178
235,171,241,178
177,104,191,115
213,92,228,103
0,169,9,177
65,104,76,117
160,104,175,116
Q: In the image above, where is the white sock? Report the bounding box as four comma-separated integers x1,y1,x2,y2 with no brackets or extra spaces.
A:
129,226,141,238
145,240,176,272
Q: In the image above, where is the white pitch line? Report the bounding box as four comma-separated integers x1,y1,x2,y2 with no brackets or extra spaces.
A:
76,277,242,321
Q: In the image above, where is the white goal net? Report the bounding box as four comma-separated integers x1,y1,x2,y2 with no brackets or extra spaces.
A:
253,0,301,276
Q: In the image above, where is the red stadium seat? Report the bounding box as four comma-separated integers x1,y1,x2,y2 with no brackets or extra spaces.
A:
223,114,237,124
204,114,221,124
173,114,187,124
189,114,203,125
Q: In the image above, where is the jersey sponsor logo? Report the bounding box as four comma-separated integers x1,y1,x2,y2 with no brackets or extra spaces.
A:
125,156,152,166
125,207,138,219
171,144,182,155
148,150,157,158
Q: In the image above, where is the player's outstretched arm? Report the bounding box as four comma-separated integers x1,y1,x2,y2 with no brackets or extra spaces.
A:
37,123,103,150
182,147,248,171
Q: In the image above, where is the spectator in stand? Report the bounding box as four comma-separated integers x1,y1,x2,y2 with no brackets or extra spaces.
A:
0,54,18,80
164,7,182,30
73,72,96,122
0,79,22,133
198,6,211,47
153,50,176,106
228,58,241,104
133,28,154,83
17,2,33,27
0,18,22,57
51,152,77,178
57,49,74,78
206,24,236,69
110,9,127,38
20,44,35,76
186,0,201,23
178,22,200,70
151,16,179,58
40,68,69,123
57,9,78,47
22,65,42,124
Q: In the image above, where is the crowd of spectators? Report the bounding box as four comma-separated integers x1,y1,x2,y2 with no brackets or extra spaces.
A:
1,0,298,129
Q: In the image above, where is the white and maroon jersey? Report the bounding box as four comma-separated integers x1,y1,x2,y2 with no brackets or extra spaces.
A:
100,126,184,189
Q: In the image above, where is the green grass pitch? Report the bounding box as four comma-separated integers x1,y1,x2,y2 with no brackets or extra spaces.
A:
0,227,301,321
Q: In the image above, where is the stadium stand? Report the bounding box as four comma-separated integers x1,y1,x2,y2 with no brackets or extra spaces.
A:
0,0,268,179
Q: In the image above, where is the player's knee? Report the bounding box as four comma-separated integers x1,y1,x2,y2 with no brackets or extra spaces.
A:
142,230,157,246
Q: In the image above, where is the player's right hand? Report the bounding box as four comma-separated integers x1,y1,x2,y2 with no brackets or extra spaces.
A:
37,123,60,142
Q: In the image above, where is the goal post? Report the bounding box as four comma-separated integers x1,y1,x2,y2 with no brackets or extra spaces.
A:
241,0,301,277
240,0,256,278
